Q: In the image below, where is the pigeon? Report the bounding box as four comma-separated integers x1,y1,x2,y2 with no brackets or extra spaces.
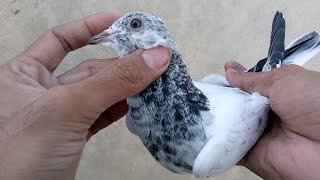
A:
88,11,320,177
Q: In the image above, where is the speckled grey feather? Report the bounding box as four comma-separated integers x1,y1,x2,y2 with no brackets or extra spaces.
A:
126,50,212,173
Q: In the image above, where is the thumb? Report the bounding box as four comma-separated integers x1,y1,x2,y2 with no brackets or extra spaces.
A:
226,68,273,97
64,46,171,111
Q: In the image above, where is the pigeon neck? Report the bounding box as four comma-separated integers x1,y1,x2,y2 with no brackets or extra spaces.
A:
130,49,209,111
165,50,192,83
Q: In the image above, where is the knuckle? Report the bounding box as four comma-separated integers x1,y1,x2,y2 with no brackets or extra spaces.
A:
270,65,302,82
83,18,95,37
112,61,147,85
241,74,255,92
6,60,23,73
240,72,272,94
270,68,283,82
284,64,303,72
80,60,100,76
8,57,45,77
49,26,73,53
87,63,99,76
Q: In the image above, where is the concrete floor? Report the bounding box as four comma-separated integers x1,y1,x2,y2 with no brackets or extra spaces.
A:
1,0,320,179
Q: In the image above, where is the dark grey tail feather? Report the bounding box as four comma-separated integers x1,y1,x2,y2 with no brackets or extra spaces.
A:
271,11,280,32
248,11,320,72
269,12,285,54
248,11,285,72
267,28,285,69
248,31,320,72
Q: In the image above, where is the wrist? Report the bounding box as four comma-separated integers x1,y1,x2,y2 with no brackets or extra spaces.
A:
0,134,82,180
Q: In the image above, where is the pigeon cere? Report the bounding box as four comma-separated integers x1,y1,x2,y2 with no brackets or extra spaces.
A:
88,11,320,177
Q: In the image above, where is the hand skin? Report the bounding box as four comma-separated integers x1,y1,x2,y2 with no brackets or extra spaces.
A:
225,61,320,180
0,11,171,180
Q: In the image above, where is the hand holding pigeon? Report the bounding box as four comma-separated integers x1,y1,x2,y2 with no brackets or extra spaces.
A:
226,63,320,180
0,11,171,180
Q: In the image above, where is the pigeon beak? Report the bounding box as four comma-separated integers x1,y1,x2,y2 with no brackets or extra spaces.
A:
88,29,114,45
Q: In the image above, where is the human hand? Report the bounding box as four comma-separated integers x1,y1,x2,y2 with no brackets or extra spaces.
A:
0,11,171,180
225,62,320,180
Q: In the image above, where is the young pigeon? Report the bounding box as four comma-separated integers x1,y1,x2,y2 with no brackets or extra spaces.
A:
88,11,320,177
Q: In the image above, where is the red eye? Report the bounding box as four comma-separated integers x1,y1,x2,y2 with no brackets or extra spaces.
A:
130,18,143,30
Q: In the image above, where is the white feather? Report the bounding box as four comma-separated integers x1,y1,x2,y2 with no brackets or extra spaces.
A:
284,33,320,66
200,73,230,86
191,80,269,177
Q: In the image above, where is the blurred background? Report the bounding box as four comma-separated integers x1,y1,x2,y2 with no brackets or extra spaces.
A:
1,0,320,179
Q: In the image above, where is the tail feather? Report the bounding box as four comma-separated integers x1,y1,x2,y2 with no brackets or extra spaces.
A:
266,28,285,69
270,14,285,52
283,31,320,66
262,11,286,72
271,11,280,32
248,11,286,72
286,31,319,49
248,12,320,72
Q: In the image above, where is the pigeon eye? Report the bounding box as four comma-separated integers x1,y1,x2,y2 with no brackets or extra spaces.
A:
130,18,143,30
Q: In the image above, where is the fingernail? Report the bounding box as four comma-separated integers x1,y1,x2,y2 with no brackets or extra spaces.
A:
226,68,238,76
142,46,171,69
227,68,237,73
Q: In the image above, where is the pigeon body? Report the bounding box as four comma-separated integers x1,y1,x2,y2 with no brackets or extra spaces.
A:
88,11,320,177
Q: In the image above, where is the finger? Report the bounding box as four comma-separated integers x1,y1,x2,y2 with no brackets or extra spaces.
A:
62,46,171,111
224,60,247,72
23,11,122,71
225,68,273,97
57,59,115,85
86,100,128,140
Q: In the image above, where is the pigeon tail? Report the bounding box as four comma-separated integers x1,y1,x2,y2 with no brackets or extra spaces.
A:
282,31,320,66
248,11,286,72
248,31,320,72
248,12,320,72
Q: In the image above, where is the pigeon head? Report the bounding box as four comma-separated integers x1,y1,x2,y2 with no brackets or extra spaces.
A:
88,12,178,56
